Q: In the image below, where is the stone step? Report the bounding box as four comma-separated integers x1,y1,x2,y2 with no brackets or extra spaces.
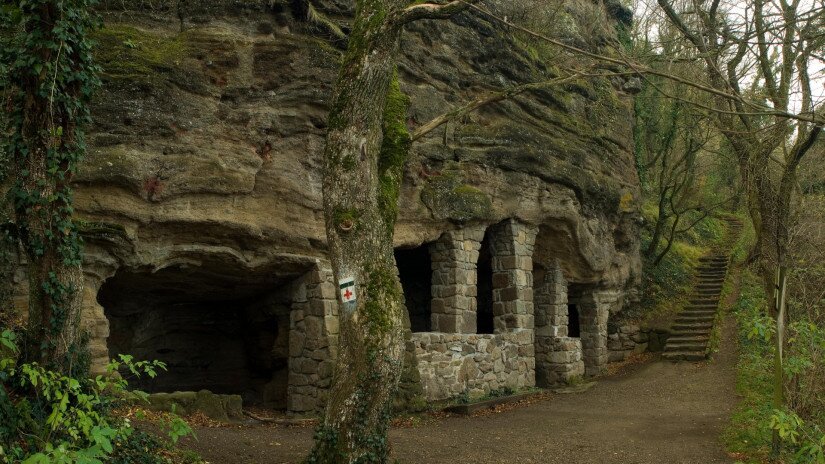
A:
665,340,708,351
680,310,717,317
672,321,713,331
683,306,717,312
696,283,724,289
690,299,719,306
697,278,725,284
667,334,710,343
698,271,727,276
675,318,715,326
663,350,707,361
694,288,722,295
670,331,712,339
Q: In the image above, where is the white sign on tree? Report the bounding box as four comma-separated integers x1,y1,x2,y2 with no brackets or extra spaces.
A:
339,277,356,304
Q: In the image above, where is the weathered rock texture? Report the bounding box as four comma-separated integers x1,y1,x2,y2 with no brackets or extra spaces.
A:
10,0,642,413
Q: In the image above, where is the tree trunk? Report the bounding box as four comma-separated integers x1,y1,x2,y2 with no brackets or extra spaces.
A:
645,191,669,257
4,1,96,373
307,1,411,462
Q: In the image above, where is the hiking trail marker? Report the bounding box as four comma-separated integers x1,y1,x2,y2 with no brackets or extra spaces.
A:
339,277,356,304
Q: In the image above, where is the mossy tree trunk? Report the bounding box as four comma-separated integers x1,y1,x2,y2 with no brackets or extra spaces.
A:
2,0,98,372
306,1,473,462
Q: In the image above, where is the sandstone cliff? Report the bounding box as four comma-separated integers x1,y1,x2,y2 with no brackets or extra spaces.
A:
30,0,643,409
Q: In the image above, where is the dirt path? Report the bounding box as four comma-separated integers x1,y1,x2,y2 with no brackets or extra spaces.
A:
182,307,740,464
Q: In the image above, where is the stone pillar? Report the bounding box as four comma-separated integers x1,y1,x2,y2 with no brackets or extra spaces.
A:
579,290,615,377
534,261,584,386
82,277,112,375
287,263,339,414
429,227,485,333
489,220,537,332
81,251,119,376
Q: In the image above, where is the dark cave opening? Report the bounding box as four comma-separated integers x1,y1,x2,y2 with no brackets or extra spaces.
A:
395,245,433,333
477,229,495,334
98,264,299,408
567,303,581,338
567,284,586,339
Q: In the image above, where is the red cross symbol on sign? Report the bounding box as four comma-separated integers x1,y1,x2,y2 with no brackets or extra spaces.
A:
340,277,356,303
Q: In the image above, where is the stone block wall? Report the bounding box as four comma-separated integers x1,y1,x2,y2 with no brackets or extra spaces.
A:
489,220,538,332
429,226,485,333
287,264,339,414
534,261,584,386
535,336,584,385
608,323,650,361
579,290,619,377
411,331,535,401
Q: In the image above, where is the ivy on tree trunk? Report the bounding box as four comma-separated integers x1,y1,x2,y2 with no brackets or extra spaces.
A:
0,0,100,373
306,1,474,462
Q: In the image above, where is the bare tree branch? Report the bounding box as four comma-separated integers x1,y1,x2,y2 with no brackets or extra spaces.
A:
397,0,477,24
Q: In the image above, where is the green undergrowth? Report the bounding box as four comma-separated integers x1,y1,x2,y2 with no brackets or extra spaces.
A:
634,202,727,326
729,211,757,265
723,270,774,462
724,270,825,463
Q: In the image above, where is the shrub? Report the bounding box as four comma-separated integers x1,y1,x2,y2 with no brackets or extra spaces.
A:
0,330,198,464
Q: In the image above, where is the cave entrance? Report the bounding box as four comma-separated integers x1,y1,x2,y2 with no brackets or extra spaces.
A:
395,245,433,333
477,228,495,334
99,262,306,409
567,284,586,338
567,304,581,338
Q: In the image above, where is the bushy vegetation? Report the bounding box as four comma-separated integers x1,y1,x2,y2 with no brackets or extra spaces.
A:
725,271,825,463
0,330,200,463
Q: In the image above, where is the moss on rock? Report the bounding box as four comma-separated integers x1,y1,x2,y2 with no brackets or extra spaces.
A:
421,164,493,222
92,24,187,81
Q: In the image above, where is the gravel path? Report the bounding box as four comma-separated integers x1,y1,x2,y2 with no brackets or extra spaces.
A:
183,288,741,464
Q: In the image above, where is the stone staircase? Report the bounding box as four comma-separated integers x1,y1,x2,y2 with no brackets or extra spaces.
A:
663,218,743,361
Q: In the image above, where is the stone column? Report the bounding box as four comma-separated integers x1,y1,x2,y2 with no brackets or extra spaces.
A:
429,227,485,333
287,263,339,414
82,277,112,375
81,251,119,375
489,220,538,332
534,261,584,386
579,290,615,377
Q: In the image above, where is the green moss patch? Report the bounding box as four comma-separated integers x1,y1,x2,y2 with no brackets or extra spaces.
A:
92,24,187,81
421,164,493,223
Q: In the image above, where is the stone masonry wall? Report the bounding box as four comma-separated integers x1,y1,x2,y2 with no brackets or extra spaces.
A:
579,290,620,377
608,323,650,362
490,220,538,332
287,264,339,413
534,261,584,386
429,226,485,334
411,331,534,401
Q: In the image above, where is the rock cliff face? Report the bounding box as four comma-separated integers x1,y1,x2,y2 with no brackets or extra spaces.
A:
53,0,642,411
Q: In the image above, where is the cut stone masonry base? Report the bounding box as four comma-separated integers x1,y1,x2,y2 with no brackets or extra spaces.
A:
68,219,628,414
287,265,339,414
490,221,537,332
608,324,650,362
429,227,485,334
412,331,535,401
535,336,584,385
